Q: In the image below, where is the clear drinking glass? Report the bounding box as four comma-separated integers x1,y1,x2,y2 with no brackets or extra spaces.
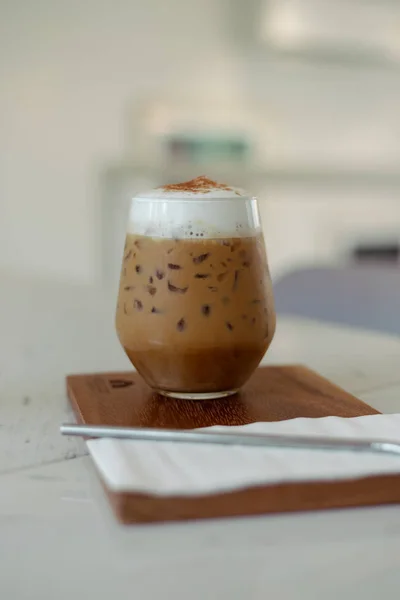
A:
115,178,276,400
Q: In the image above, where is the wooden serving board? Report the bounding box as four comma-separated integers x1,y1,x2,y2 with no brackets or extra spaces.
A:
66,366,400,524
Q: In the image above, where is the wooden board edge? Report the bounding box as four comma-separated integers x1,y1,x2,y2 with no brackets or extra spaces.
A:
105,472,400,524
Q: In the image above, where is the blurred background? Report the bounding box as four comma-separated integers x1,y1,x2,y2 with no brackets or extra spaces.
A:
1,0,399,329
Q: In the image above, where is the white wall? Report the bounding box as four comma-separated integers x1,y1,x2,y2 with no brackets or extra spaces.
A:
259,187,400,279
0,0,239,283
1,0,400,284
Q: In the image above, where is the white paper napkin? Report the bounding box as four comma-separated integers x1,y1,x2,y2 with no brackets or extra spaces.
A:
86,414,400,497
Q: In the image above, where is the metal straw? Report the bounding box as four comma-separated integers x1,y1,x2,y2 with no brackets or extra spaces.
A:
60,423,400,457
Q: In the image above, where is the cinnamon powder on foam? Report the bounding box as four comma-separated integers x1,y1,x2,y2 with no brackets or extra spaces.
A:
161,176,240,195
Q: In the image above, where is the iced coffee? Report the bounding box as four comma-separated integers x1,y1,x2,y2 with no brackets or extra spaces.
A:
116,176,276,399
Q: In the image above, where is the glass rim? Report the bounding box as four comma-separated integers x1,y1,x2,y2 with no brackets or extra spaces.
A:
132,195,257,203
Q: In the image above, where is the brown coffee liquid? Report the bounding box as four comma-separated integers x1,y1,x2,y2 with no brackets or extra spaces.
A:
116,233,276,393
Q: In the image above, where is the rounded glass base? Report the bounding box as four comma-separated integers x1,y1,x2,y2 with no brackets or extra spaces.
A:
158,389,238,401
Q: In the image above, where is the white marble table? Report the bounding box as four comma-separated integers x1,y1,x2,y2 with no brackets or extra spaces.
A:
1,273,400,599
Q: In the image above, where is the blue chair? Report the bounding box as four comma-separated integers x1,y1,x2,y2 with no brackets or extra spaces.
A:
273,265,400,336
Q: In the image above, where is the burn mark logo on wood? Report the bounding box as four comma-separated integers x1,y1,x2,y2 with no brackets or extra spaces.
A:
109,379,134,389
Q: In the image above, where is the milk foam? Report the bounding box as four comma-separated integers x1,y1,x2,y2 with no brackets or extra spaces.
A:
127,183,261,239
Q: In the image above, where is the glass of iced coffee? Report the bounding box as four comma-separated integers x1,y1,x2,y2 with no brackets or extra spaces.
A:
116,176,276,400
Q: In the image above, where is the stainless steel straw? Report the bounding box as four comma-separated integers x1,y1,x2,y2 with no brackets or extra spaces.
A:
60,423,400,457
